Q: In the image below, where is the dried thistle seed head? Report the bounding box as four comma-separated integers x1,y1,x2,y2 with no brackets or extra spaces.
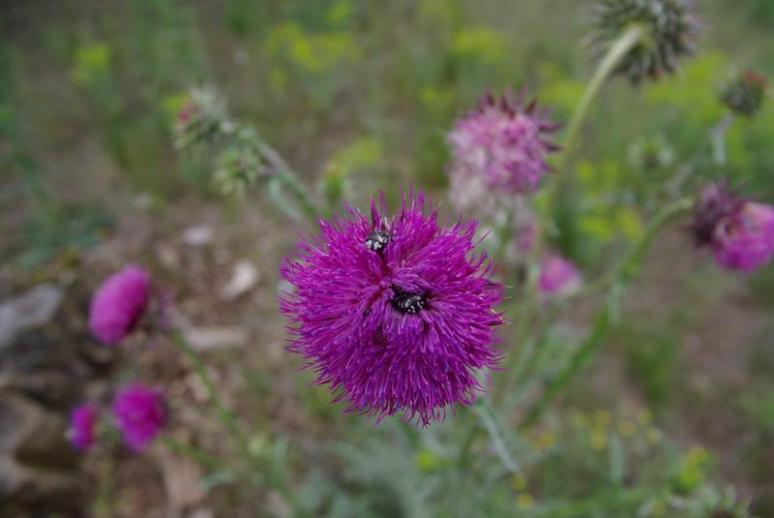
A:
721,71,768,118
590,0,700,84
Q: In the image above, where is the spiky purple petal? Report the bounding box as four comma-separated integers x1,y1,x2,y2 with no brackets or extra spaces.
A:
281,192,504,426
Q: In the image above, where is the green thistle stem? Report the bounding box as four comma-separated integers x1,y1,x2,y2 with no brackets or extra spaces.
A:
498,24,646,405
474,402,521,475
561,24,645,161
162,436,228,472
519,197,693,430
171,332,250,455
256,141,321,224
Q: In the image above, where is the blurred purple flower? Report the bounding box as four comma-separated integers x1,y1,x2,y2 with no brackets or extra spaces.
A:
538,255,582,298
281,192,504,426
89,265,151,345
448,90,559,211
69,403,99,451
693,184,774,272
113,384,166,452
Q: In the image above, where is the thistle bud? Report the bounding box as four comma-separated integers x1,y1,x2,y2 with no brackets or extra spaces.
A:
173,86,230,150
692,183,774,272
720,71,768,118
590,0,700,85
214,146,262,196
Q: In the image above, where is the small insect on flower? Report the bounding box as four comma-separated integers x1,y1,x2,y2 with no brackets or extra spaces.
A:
112,384,166,452
281,192,504,426
447,90,560,215
89,265,151,345
721,71,768,118
589,0,700,84
692,183,774,272
68,403,99,452
538,255,583,299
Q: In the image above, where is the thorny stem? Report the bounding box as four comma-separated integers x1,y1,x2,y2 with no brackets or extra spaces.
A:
519,198,694,430
256,140,321,224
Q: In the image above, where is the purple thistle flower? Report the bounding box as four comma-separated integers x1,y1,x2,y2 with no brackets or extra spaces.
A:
448,90,559,211
280,192,504,426
89,265,151,345
538,255,582,298
69,403,99,451
112,384,166,452
692,184,774,272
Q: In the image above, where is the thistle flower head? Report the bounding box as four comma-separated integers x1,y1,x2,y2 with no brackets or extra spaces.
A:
68,403,99,451
174,86,230,150
538,255,582,298
281,192,504,425
721,70,768,118
692,183,774,272
113,384,166,452
590,0,700,84
89,265,151,345
448,90,559,210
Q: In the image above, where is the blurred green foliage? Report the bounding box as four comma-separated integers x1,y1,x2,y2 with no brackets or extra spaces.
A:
2,0,773,515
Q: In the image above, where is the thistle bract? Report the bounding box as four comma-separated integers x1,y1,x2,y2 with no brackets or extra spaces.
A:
590,0,700,84
69,403,99,451
721,71,768,118
113,384,166,452
89,265,151,345
447,91,559,215
281,192,504,425
174,86,230,150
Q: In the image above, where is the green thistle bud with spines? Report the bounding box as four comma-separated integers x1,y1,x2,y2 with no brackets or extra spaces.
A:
174,86,231,150
589,0,700,85
720,70,768,118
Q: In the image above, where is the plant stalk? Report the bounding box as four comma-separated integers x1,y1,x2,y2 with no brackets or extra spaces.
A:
519,197,693,429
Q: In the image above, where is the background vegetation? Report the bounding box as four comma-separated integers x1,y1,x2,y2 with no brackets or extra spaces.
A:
1,0,773,516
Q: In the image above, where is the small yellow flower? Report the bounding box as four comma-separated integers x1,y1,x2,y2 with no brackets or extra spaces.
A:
638,409,653,426
618,419,637,438
415,449,440,473
593,409,611,427
571,410,589,428
511,474,527,491
532,431,556,451
590,429,608,451
646,428,662,445
650,500,667,517
517,493,535,510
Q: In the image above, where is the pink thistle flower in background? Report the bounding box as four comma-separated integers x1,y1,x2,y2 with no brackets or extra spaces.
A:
89,265,151,345
112,384,166,452
538,255,582,298
447,90,559,212
280,192,504,426
68,403,99,451
692,183,774,272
